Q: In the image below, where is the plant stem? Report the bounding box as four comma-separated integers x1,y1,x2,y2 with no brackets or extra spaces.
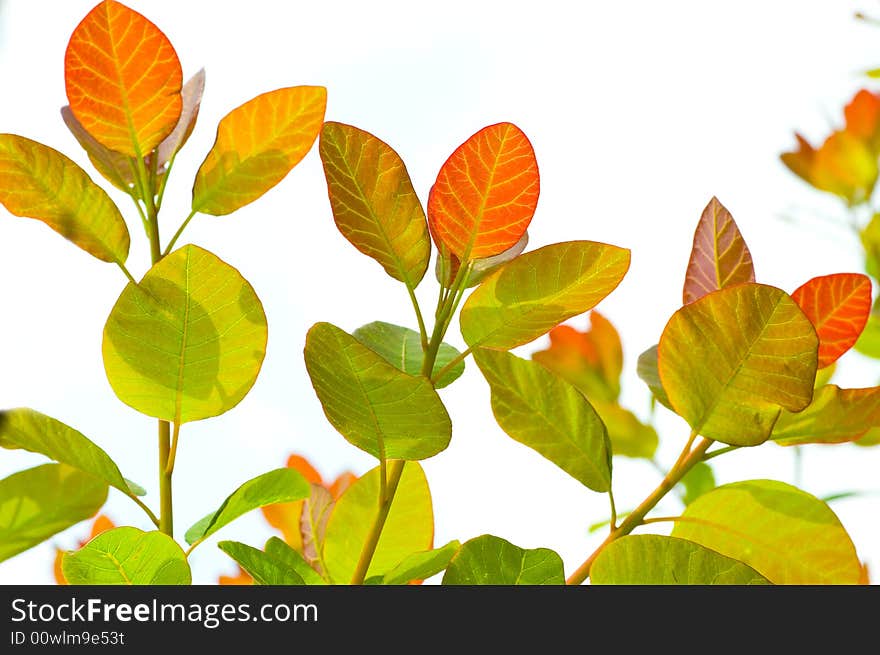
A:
406,285,429,353
165,422,181,475
164,209,198,256
430,346,472,385
350,459,405,584
702,444,741,462
565,436,713,585
116,262,137,285
158,420,174,536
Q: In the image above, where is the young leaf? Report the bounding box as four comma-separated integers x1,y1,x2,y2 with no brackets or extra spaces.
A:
771,385,880,445
671,480,862,584
62,527,190,585
428,122,539,261
435,232,529,289
474,348,612,492
379,540,461,585
658,283,818,446
155,69,206,171
682,196,755,304
591,401,659,460
319,122,430,288
192,86,327,215
184,468,310,545
218,541,305,585
303,322,452,460
261,455,323,551
635,345,673,410
64,0,182,157
264,537,326,585
323,462,432,583
60,106,135,195
352,321,465,389
300,485,334,575
460,241,630,350
0,464,108,563
103,245,268,424
590,535,769,585
442,535,564,585
0,134,130,264
791,273,872,368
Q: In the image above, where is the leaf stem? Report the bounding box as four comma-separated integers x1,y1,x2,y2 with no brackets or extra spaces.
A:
129,494,160,528
164,209,198,256
406,285,429,353
350,459,405,584
158,420,174,537
430,346,472,385
608,485,618,531
116,262,137,285
702,444,741,462
165,422,181,476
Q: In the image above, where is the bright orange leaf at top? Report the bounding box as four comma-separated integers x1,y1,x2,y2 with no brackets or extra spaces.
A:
428,122,539,261
64,0,182,158
792,273,872,368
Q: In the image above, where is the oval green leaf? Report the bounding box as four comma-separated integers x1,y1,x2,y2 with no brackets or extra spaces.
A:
592,401,659,460
671,480,862,584
474,348,611,492
658,283,818,446
264,537,326,585
218,541,305,585
591,535,769,585
323,462,433,583
442,534,564,585
319,122,430,288
62,527,191,585
635,345,673,410
0,463,107,563
103,244,268,424
460,241,630,350
0,134,130,264
771,384,880,445
352,321,464,389
379,540,461,585
304,322,451,460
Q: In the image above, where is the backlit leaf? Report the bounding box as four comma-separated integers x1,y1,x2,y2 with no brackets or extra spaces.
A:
352,321,464,389
319,122,430,288
791,273,872,368
379,540,461,585
860,213,880,281
682,196,755,304
64,0,182,157
442,535,564,585
460,241,630,350
781,130,877,204
428,122,539,261
261,454,322,551
192,86,326,215
62,527,190,585
658,283,818,446
771,384,880,445
264,537,325,585
678,461,716,506
323,462,432,583
591,401,658,460
474,348,611,491
0,134,129,264
60,106,134,195
635,345,672,410
0,463,107,563
844,89,880,152
304,322,451,460
591,535,769,585
218,541,304,585
435,232,529,290
155,69,206,170
855,427,880,447
671,480,862,584
854,310,880,358
103,245,268,424
300,484,333,576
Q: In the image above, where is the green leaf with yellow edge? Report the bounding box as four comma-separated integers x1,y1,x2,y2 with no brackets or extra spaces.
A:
377,540,461,585
0,463,107,563
264,537,326,585
303,322,451,460
319,122,430,288
658,284,818,446
61,106,134,196
185,468,310,545
62,527,190,585
592,401,658,459
636,345,673,410
442,535,564,585
670,479,862,584
770,385,880,446
590,535,769,585
322,462,432,583
0,134,129,264
474,348,611,491
460,241,630,350
352,321,464,389
218,541,304,585
192,86,327,215
103,245,268,424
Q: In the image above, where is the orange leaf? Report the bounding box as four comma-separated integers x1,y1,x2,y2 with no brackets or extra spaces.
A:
328,471,357,499
284,455,323,486
64,0,182,157
792,273,872,368
682,197,755,304
427,122,539,261
844,89,880,149
219,565,253,585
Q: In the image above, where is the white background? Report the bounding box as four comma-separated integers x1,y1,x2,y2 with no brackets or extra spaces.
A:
0,0,878,584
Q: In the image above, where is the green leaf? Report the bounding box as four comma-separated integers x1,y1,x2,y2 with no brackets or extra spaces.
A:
218,541,305,585
592,401,658,459
0,463,107,563
678,461,716,506
771,385,880,446
658,284,818,446
352,321,464,389
323,462,433,583
0,409,137,497
636,345,673,410
185,468,310,545
473,348,611,491
264,537,326,585
442,535,564,585
103,244,268,424
0,133,129,264
319,122,430,288
854,311,880,359
855,426,880,447
460,241,630,350
62,527,190,585
590,535,770,585
304,322,451,460
671,479,862,584
380,540,461,585
61,105,135,196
